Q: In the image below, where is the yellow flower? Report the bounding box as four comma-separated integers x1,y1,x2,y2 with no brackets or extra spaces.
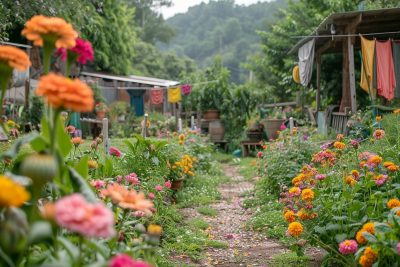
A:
0,175,30,207
88,160,98,169
387,198,400,209
333,141,346,150
288,222,303,238
284,210,296,223
147,224,162,235
6,120,16,128
359,246,377,267
179,134,185,142
394,109,400,114
376,115,381,121
301,188,314,202
289,187,301,196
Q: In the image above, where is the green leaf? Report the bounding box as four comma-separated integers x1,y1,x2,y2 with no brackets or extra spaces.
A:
325,223,341,231
84,239,109,259
374,223,392,234
0,133,38,159
314,225,326,235
103,157,113,177
75,155,89,179
56,117,72,157
57,236,79,260
40,117,50,140
30,136,49,152
28,221,53,245
68,167,97,202
363,232,377,243
334,233,347,243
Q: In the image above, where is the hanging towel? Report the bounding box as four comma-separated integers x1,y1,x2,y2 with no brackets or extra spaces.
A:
298,39,315,86
150,88,164,105
392,41,400,98
181,84,192,95
360,36,377,99
376,40,396,101
168,86,181,103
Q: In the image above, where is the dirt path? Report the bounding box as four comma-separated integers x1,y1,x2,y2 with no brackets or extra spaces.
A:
181,164,288,266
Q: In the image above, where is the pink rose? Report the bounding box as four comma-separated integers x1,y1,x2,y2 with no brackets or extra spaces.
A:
148,193,155,200
257,151,263,158
115,175,123,183
109,147,122,157
164,180,172,189
125,173,140,185
155,185,163,192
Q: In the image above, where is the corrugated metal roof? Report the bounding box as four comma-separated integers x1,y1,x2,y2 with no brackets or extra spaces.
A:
80,71,179,87
289,7,400,54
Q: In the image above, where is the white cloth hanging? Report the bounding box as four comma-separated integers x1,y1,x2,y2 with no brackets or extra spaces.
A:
298,39,315,86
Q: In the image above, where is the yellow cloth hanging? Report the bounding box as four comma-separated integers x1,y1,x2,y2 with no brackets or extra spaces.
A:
168,86,181,103
292,65,300,84
360,36,376,99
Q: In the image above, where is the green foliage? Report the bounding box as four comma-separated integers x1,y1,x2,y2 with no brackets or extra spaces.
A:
269,252,311,267
162,0,287,83
197,206,218,217
187,217,209,230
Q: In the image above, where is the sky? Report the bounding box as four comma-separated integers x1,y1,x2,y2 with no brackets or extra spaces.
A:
159,0,272,19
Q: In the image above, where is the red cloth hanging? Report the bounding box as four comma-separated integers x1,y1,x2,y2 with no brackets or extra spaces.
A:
376,40,396,100
150,88,164,105
181,84,192,95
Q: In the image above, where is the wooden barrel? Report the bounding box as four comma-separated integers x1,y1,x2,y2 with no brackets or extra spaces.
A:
209,120,225,141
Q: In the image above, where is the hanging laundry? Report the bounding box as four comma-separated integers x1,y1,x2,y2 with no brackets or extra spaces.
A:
167,85,181,103
181,84,192,95
376,40,396,101
392,41,400,98
298,39,315,86
360,36,377,99
150,88,164,105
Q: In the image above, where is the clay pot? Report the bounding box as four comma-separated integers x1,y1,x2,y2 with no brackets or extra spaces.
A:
171,178,184,190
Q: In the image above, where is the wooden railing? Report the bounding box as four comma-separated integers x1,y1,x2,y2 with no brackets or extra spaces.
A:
330,112,350,134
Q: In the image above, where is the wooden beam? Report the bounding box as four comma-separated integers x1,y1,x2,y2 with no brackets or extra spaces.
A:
316,53,321,112
348,36,357,113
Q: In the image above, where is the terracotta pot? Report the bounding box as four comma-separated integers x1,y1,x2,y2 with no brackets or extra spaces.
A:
202,109,220,120
96,111,106,120
263,119,286,140
171,178,184,190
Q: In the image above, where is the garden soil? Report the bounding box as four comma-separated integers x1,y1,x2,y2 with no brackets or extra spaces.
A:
179,164,324,267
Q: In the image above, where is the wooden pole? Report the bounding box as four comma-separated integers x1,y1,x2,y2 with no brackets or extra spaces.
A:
102,118,109,155
142,113,148,138
178,118,182,132
348,36,357,113
316,54,321,113
191,115,195,130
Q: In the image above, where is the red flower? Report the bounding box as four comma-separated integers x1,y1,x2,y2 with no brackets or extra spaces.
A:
56,38,94,65
109,147,122,157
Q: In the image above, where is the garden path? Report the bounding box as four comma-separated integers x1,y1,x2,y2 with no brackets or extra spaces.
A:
181,164,288,266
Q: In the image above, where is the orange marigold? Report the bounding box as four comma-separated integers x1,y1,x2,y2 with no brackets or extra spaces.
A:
36,73,94,112
359,246,377,267
351,170,360,179
356,230,367,244
71,137,84,146
22,15,77,48
101,183,154,215
333,141,346,150
284,210,296,223
368,155,382,165
288,221,303,238
345,175,356,186
387,198,400,209
0,45,31,71
362,222,375,235
301,188,314,202
297,209,309,221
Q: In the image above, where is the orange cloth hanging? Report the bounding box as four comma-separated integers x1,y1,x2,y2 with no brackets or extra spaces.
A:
360,36,376,99
150,88,164,105
376,40,396,101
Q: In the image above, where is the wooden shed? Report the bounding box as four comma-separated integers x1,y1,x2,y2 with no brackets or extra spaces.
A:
289,8,400,133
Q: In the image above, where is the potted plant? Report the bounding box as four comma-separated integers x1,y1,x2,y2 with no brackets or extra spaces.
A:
246,115,264,141
95,102,108,119
110,101,128,122
262,107,286,140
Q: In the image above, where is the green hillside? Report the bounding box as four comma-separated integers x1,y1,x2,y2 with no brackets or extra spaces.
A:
160,0,287,83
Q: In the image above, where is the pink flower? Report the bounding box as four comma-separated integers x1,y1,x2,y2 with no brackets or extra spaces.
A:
108,254,151,267
350,139,359,149
155,185,163,192
338,240,358,255
280,123,287,130
164,180,172,189
116,175,123,183
109,147,122,157
55,194,115,238
56,38,94,65
373,129,385,140
257,151,263,158
374,174,388,186
125,173,140,185
91,179,105,189
396,242,400,255
315,174,326,181
148,193,155,200
133,211,145,218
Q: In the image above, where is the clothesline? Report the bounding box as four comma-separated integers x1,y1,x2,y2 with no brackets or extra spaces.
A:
291,30,400,39
94,80,219,90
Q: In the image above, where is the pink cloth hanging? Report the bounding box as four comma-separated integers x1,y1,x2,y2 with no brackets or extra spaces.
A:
150,88,164,105
376,40,396,100
181,84,192,95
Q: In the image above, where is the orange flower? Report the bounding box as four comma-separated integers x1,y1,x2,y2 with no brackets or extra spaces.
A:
351,170,360,179
101,183,154,215
0,46,31,71
71,137,84,146
22,15,77,48
284,210,296,223
345,175,356,186
356,222,375,244
356,230,367,244
36,73,94,112
336,134,344,141
359,246,377,267
333,141,346,150
387,198,400,209
387,165,399,172
368,155,382,165
288,222,303,237
301,188,314,202
297,209,309,221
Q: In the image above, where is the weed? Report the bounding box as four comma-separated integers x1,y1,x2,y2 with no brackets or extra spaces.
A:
187,218,209,230
197,206,218,217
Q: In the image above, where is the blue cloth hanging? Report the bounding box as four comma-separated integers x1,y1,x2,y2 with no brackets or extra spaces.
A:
128,90,145,116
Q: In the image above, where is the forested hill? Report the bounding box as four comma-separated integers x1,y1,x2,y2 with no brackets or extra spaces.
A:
160,0,287,83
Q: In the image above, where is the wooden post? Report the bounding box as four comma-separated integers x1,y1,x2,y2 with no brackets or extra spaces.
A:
178,118,182,132
102,118,109,155
316,53,321,113
348,36,357,113
142,113,148,138
24,47,31,109
172,104,178,131
191,116,195,130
